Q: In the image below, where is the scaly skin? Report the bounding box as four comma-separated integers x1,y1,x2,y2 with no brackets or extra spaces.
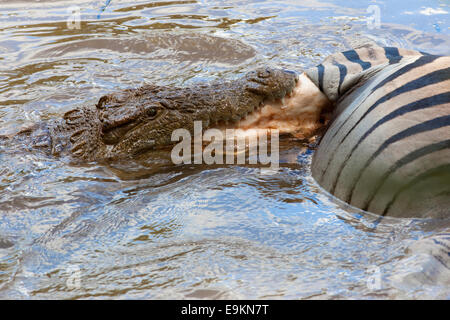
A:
6,68,297,161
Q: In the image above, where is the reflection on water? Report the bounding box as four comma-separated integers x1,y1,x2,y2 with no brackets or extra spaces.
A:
0,0,449,299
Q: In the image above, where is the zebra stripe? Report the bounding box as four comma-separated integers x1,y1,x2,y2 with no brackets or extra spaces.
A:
342,49,372,70
317,64,325,92
335,62,347,95
307,45,450,218
334,92,450,195
367,139,450,211
382,160,450,216
321,55,444,162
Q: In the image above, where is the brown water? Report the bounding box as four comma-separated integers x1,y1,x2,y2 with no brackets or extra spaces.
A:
0,0,449,299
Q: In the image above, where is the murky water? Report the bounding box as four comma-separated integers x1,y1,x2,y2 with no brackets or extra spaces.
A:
0,0,449,299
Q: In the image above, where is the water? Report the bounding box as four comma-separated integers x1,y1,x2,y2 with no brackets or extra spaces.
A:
0,0,449,299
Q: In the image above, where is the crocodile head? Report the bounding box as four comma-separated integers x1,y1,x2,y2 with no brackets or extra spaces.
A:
54,68,330,161
94,68,303,158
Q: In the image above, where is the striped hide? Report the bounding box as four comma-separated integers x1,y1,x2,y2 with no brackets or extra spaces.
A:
306,45,450,218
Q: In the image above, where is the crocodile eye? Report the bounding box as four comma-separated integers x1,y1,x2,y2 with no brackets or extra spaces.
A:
146,108,158,119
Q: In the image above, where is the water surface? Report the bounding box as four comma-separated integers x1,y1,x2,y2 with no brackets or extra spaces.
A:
0,0,449,299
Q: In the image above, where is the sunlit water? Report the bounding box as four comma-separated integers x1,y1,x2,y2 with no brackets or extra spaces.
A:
0,0,449,299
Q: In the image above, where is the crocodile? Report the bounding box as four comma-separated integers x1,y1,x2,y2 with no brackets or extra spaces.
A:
3,68,310,161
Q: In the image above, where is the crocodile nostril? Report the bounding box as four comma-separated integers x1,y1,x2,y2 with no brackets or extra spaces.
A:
257,68,271,78
96,96,109,109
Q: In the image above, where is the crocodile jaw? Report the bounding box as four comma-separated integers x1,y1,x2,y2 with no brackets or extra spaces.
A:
218,73,332,140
